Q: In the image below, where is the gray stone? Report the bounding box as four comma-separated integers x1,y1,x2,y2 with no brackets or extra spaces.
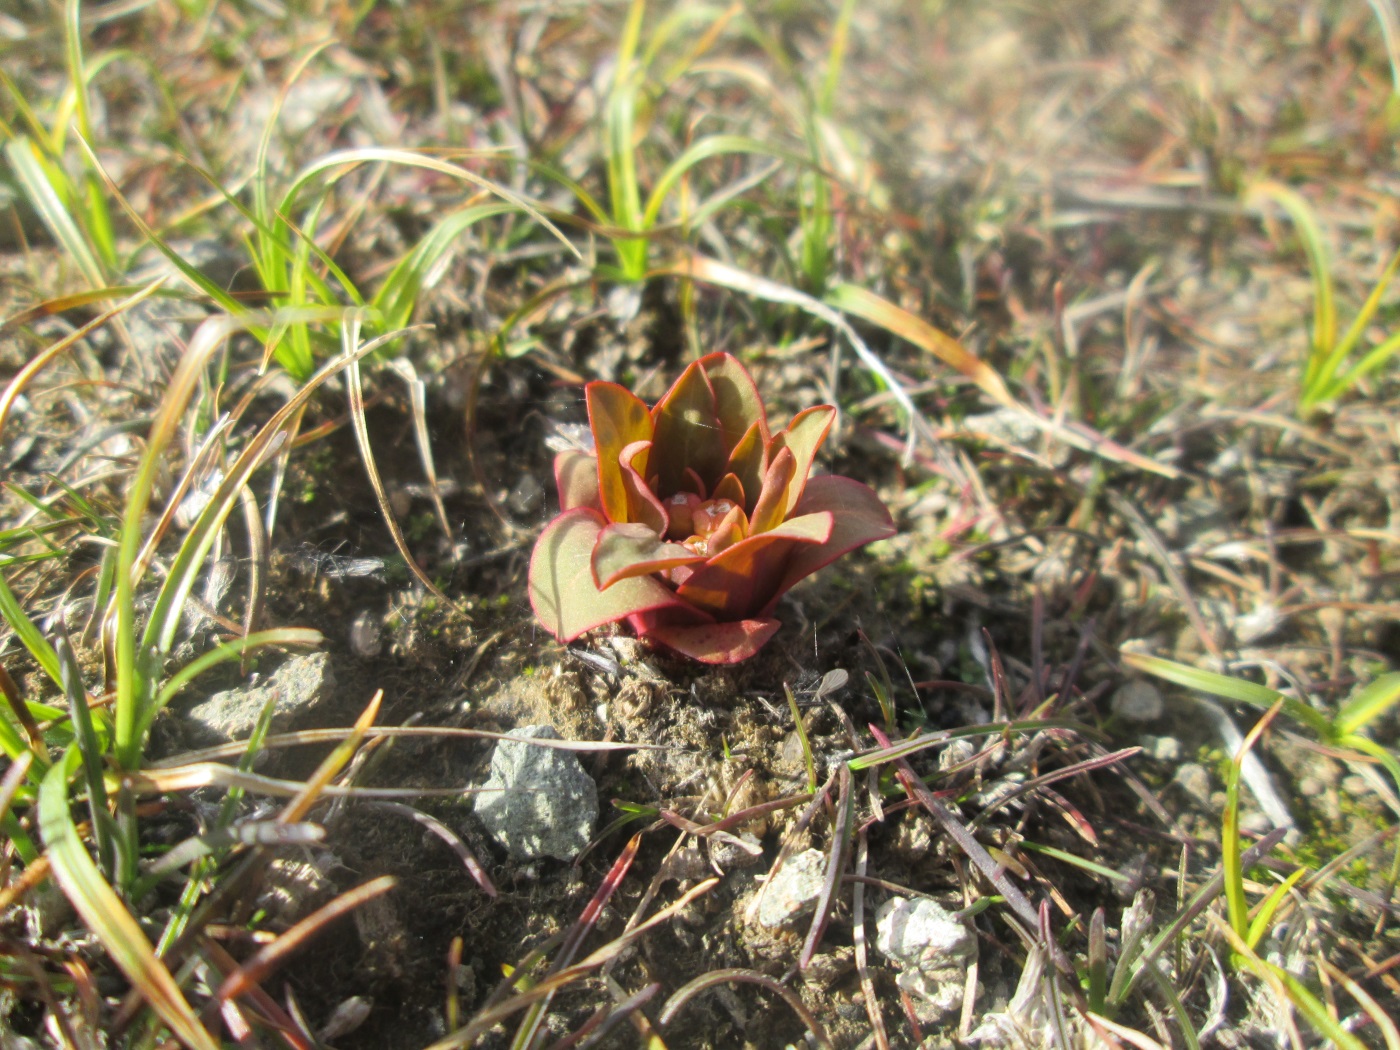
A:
1173,762,1212,804
1140,733,1182,763
875,896,977,1021
185,653,334,745
757,848,827,929
875,896,976,969
1111,680,1164,722
473,726,598,861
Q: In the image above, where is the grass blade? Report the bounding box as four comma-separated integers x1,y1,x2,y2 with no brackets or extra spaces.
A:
4,138,107,288
1336,672,1400,737
1246,180,1336,385
1120,651,1333,738
38,752,218,1050
149,628,323,729
0,568,63,690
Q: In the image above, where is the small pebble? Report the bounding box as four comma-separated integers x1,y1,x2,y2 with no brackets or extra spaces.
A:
1111,680,1164,722
1173,763,1212,804
349,610,383,658
1139,734,1182,762
757,849,826,929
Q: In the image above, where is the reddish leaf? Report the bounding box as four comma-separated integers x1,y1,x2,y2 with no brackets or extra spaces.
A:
749,447,796,535
529,508,697,641
587,383,653,524
592,522,706,589
554,450,601,512
643,618,782,664
725,420,768,516
703,502,748,557
768,405,835,516
619,440,668,534
711,472,745,507
677,511,832,620
759,476,896,616
701,352,769,455
682,467,708,500
650,360,725,497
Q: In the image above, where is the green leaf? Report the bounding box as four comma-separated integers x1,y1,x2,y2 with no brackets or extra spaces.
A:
39,753,219,1050
0,569,62,690
4,138,107,288
554,450,603,513
700,352,769,455
1336,672,1400,737
592,522,706,589
1119,651,1333,739
529,508,703,641
649,360,725,498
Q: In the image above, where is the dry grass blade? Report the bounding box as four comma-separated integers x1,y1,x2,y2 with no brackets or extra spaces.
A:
360,801,495,898
1210,913,1366,1050
212,875,397,1005
851,829,890,1050
150,725,654,768
0,662,48,762
38,756,218,1050
1319,958,1400,1050
658,968,834,1050
867,725,1059,965
386,358,452,542
0,751,34,825
341,318,452,604
279,689,381,824
799,763,852,970
1109,491,1224,658
966,747,1141,831
236,485,267,676
825,282,1014,405
425,879,719,1049
0,278,165,441
1116,827,1289,1004
511,832,642,1049
1085,1013,1171,1050
826,283,1182,479
662,252,929,459
0,285,158,338
0,854,52,913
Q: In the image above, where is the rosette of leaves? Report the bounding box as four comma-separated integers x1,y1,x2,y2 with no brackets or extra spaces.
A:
529,353,896,663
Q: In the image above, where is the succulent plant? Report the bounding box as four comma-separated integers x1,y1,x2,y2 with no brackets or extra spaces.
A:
529,353,896,663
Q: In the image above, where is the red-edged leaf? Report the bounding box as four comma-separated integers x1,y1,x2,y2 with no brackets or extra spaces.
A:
768,405,835,516
592,522,707,589
703,502,748,557
682,467,708,500
555,450,602,512
587,383,653,523
650,360,724,497
700,352,769,455
619,440,668,534
677,511,832,620
643,618,782,664
749,446,796,535
726,420,768,516
711,472,745,507
759,476,896,616
529,508,694,641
